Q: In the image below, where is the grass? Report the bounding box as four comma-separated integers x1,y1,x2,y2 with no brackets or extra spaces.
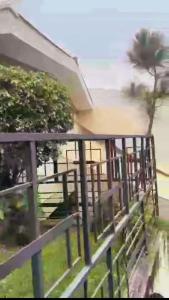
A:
155,218,169,232
0,230,82,298
0,227,121,299
1,201,155,299
0,203,154,298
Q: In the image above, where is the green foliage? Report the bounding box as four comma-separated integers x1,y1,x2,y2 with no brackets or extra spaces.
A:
0,230,127,298
155,48,168,63
0,65,73,132
128,29,168,72
127,29,169,134
0,65,73,188
1,192,31,245
0,65,74,241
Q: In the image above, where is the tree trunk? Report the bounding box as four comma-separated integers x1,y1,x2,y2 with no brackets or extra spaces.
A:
147,111,155,135
153,68,158,95
147,69,158,135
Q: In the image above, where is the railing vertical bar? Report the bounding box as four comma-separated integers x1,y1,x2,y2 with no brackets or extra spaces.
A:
90,141,92,162
74,169,82,257
116,260,121,298
26,141,44,299
131,146,135,201
63,173,73,268
66,148,69,171
133,137,139,201
84,280,88,298
105,140,115,232
141,137,146,192
97,164,104,233
91,166,98,242
122,138,129,214
106,247,114,298
78,140,91,265
75,141,78,160
127,154,132,205
65,229,72,269
53,160,58,183
151,136,159,216
111,139,116,180
146,137,152,182
113,139,118,180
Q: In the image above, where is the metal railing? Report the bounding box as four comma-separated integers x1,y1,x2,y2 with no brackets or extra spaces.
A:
0,133,158,298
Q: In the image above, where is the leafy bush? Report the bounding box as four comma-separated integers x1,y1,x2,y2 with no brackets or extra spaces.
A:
0,65,73,188
0,65,73,244
0,65,73,133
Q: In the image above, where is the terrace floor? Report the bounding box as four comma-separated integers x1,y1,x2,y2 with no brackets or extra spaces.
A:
159,197,169,222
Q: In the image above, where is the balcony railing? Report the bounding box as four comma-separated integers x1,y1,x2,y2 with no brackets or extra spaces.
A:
0,133,158,298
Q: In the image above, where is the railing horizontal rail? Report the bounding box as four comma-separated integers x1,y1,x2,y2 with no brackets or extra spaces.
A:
126,215,143,244
128,235,145,277
38,168,76,184
0,215,76,281
91,271,110,298
0,182,32,198
90,157,122,168
0,133,152,143
100,184,123,203
113,244,126,266
0,134,158,298
60,188,152,299
126,223,144,257
45,257,81,298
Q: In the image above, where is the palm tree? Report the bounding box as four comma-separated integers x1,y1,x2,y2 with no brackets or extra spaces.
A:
128,29,169,134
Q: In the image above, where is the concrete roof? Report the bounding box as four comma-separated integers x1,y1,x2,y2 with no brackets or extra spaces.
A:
0,6,93,111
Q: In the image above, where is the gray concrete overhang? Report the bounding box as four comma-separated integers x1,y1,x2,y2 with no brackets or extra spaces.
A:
0,7,93,111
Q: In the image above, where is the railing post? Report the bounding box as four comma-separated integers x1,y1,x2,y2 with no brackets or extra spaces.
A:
105,140,113,189
133,137,139,201
140,138,149,253
146,137,152,182
105,139,115,231
84,280,88,298
122,138,129,214
141,137,146,192
106,247,114,298
112,139,116,180
74,169,82,257
63,173,73,268
26,141,44,298
53,160,58,183
97,164,104,233
78,140,91,265
151,136,159,217
91,165,98,242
